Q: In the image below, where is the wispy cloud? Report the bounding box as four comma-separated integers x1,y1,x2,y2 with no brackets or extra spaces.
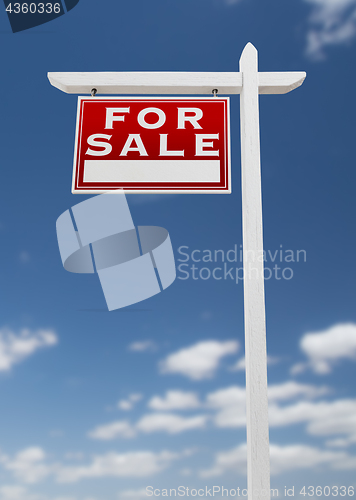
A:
225,0,356,59
88,412,206,439
1,448,53,484
136,413,207,434
268,380,329,401
291,323,356,374
118,489,148,499
118,393,143,411
0,328,58,372
0,485,39,500
57,449,182,482
88,381,331,440
204,383,356,447
296,399,356,446
205,382,335,434
0,485,45,500
88,421,136,440
4,385,356,486
304,0,356,59
1,447,186,484
159,340,239,380
206,385,246,428
148,390,201,411
229,356,246,372
200,442,356,477
127,340,157,352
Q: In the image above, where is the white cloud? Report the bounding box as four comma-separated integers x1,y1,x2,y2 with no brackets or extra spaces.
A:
229,357,246,371
268,398,356,446
2,448,52,484
0,328,58,372
304,0,356,59
118,400,133,411
56,450,181,483
0,446,189,485
200,442,355,477
0,486,25,500
0,486,26,500
89,381,355,445
269,400,331,427
306,399,356,443
54,497,77,500
270,443,356,474
88,410,206,439
52,498,77,500
148,390,200,411
88,421,136,440
205,382,327,429
118,489,148,499
159,340,239,380
326,438,356,448
1,447,184,485
206,386,246,428
292,323,356,374
199,443,247,477
290,362,308,375
118,393,142,411
268,381,329,401
128,341,157,352
136,413,207,434
0,485,43,500
270,443,353,474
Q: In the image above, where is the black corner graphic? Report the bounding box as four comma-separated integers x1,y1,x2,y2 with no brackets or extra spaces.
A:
63,0,79,11
4,0,80,33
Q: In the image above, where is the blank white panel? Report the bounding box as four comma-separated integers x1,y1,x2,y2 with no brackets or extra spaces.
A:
83,160,221,183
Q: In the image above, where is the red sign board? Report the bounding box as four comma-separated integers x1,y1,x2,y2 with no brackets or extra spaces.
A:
72,97,231,193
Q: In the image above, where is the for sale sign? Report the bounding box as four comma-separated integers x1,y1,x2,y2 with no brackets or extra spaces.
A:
72,97,231,193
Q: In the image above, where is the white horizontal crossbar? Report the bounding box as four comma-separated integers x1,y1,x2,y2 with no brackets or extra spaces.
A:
48,71,306,95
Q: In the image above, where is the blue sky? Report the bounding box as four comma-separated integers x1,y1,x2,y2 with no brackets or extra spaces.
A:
0,0,356,499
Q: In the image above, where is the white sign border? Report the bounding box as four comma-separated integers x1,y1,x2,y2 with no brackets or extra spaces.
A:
72,96,231,194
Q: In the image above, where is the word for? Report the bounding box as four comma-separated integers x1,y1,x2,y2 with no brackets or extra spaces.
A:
104,107,204,130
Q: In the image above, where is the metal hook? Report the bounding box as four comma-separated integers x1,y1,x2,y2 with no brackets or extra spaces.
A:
91,88,98,97
212,89,218,97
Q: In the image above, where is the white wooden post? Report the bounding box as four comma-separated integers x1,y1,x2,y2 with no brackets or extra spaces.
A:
240,43,270,500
